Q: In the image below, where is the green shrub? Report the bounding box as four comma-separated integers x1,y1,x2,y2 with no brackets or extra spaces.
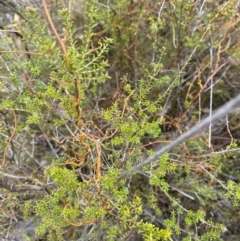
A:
1,1,240,240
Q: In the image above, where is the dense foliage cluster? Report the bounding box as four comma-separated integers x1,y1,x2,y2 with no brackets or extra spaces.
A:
1,0,240,240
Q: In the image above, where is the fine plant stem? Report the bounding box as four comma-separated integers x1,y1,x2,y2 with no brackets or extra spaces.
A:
120,94,240,179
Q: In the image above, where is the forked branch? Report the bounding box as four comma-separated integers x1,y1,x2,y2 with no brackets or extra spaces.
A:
120,94,240,179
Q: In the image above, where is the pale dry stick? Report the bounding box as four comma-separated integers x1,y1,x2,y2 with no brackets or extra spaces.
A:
0,50,43,56
196,164,228,190
188,147,240,158
68,0,72,11
172,187,195,200
119,94,240,179
199,0,205,14
151,0,165,62
225,115,234,149
0,171,28,179
208,40,213,148
171,22,177,49
1,110,17,169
